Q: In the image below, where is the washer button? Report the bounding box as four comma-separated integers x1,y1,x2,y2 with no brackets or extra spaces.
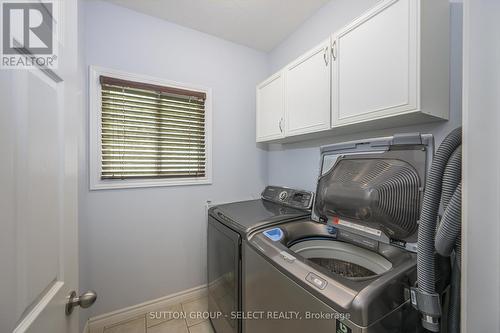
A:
306,272,327,290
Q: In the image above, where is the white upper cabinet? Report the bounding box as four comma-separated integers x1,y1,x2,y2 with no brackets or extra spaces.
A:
331,0,449,127
256,72,285,142
256,0,449,142
284,39,331,136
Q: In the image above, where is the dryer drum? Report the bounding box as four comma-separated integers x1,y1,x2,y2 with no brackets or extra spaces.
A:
315,158,421,240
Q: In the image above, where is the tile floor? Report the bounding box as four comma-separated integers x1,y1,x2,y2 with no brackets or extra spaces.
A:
102,297,214,333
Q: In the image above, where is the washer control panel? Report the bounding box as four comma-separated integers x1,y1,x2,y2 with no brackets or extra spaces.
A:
262,186,314,210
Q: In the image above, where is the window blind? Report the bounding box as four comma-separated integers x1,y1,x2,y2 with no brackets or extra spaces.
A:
99,75,206,180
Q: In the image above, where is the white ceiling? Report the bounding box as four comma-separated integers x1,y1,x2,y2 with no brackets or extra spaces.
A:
102,0,331,52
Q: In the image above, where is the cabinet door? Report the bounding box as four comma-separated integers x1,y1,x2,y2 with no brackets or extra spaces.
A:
332,0,418,127
284,39,331,136
256,72,285,142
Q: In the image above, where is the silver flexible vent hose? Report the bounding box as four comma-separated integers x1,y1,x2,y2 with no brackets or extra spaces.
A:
416,127,462,332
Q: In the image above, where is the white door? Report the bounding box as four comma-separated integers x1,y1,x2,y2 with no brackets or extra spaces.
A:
331,0,418,127
0,1,85,332
256,72,285,142
284,38,331,136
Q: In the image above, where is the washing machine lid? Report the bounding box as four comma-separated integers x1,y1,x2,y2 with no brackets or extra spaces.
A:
210,199,309,235
313,133,434,243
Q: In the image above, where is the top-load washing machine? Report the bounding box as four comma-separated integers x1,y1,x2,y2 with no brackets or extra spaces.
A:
243,133,435,333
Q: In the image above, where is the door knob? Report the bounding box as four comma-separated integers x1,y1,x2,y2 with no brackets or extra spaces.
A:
66,290,97,315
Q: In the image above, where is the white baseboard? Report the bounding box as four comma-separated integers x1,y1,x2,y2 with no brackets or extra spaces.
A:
82,321,89,333
87,284,207,333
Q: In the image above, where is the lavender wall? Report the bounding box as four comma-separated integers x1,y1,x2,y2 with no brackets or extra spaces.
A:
80,1,269,318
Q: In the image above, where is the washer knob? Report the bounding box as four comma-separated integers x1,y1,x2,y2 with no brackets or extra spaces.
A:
279,191,288,201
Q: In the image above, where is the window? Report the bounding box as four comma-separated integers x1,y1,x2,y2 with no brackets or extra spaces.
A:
89,66,212,189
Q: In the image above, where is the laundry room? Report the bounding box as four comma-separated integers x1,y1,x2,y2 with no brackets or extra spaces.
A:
1,1,499,333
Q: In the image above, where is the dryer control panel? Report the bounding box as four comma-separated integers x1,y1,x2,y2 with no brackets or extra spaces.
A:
262,186,314,210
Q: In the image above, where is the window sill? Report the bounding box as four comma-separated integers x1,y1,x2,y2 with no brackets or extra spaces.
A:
89,177,212,190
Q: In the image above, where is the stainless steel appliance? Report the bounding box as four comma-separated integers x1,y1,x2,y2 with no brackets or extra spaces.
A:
243,134,434,333
207,186,313,333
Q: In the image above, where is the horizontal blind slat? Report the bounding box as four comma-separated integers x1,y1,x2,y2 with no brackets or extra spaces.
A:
102,141,204,149
102,140,205,146
100,77,206,101
101,109,204,126
101,116,205,127
101,88,205,104
102,145,205,151
101,116,205,132
102,165,205,170
102,92,205,109
101,137,205,145
101,170,205,173
101,89,205,108
101,98,205,115
102,174,205,179
101,125,205,138
101,131,205,142
101,110,205,125
102,147,202,156
102,169,204,172
102,172,205,176
103,158,205,163
101,148,206,154
101,89,205,110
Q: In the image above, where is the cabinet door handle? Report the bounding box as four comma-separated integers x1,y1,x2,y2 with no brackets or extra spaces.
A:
279,118,284,133
332,40,337,61
323,46,330,66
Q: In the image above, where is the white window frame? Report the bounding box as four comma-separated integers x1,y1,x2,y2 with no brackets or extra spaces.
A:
89,65,213,190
